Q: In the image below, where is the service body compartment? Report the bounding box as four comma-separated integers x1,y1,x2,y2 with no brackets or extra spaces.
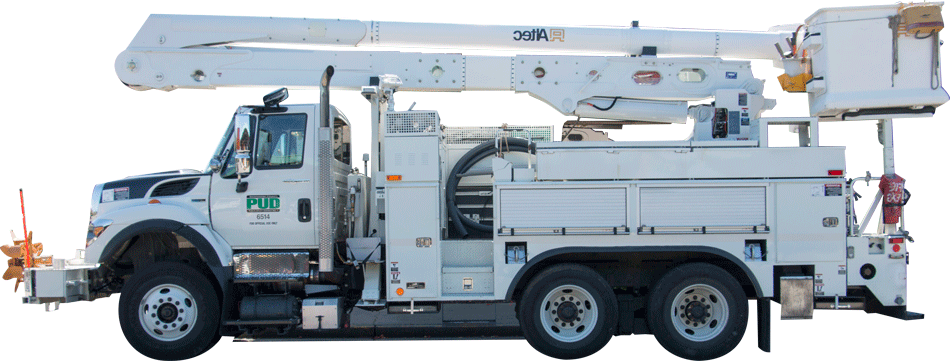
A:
775,182,847,262
386,183,441,300
638,185,766,233
535,142,845,181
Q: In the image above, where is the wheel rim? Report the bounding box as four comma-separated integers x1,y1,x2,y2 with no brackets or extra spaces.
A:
138,283,198,342
539,284,598,343
670,283,728,342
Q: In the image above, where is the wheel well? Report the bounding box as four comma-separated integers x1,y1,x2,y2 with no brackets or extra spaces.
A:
114,231,210,273
508,248,761,303
97,224,223,301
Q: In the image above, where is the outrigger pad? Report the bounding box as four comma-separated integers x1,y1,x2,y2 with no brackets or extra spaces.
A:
877,306,925,320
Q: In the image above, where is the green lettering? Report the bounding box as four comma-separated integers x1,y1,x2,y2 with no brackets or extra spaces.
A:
246,198,258,209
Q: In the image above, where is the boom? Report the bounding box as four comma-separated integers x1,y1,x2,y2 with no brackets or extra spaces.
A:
123,15,790,58
115,14,796,123
115,5,948,122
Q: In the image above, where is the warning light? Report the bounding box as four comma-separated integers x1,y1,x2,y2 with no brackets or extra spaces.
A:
828,170,844,176
888,237,904,244
387,175,403,181
396,288,405,296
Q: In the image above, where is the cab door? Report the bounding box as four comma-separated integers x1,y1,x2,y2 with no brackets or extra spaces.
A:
210,105,316,249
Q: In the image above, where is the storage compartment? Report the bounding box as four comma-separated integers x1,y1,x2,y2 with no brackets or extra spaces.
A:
441,267,493,295
302,297,342,329
498,187,627,233
535,143,845,181
386,184,441,300
639,186,766,234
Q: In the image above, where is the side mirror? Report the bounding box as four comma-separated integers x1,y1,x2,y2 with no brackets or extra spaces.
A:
208,157,224,173
234,114,252,177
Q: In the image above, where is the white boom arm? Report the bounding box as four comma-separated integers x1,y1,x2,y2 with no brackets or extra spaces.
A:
125,15,790,59
117,15,787,122
116,4,948,122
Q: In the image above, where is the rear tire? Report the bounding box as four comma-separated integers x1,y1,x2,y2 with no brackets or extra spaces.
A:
119,262,221,360
647,263,748,360
518,264,617,359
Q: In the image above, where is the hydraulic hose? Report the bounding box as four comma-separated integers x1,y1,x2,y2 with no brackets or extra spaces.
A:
446,138,534,238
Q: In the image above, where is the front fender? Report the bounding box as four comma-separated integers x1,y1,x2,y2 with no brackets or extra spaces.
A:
86,203,210,263
88,218,232,293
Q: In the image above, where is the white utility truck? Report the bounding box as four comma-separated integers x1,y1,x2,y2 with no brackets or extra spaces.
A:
7,3,945,360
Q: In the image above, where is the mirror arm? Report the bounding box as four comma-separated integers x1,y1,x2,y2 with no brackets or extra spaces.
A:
236,177,248,193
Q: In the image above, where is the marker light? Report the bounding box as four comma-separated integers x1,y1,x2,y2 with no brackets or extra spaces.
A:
396,288,405,296
828,170,844,176
633,71,662,85
387,175,403,181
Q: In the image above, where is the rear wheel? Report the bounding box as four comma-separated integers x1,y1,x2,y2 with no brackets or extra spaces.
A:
518,264,617,359
119,262,221,360
648,263,748,360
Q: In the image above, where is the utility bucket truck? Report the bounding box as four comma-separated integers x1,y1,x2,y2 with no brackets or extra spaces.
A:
6,3,945,360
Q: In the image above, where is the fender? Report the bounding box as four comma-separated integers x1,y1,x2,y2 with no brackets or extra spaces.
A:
85,202,211,263
96,219,231,290
504,245,763,301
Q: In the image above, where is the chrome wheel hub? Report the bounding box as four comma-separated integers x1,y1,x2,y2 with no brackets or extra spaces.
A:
138,284,198,342
671,284,728,342
540,285,598,343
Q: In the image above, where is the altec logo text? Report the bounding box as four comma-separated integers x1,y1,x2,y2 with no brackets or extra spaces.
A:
512,28,565,42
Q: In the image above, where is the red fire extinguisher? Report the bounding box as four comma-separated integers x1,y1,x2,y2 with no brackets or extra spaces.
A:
879,174,910,225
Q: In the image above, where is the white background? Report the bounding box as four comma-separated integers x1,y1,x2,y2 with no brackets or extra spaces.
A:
0,0,946,360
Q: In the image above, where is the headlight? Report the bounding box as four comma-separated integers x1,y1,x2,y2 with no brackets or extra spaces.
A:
86,218,113,248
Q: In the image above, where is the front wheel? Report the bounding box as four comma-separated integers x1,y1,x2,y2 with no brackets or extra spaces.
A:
518,264,617,359
648,263,748,360
119,262,221,360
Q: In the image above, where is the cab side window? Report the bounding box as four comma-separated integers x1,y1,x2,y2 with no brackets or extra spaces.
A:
255,114,307,169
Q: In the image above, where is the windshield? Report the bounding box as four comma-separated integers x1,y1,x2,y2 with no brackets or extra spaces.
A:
205,116,236,173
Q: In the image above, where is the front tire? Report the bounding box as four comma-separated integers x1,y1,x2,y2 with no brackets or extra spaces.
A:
518,264,617,359
647,263,748,360
119,262,221,360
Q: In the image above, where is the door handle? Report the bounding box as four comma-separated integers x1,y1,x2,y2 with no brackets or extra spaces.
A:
298,198,312,222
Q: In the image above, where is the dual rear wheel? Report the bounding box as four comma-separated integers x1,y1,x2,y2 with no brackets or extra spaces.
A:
648,263,748,360
519,263,747,360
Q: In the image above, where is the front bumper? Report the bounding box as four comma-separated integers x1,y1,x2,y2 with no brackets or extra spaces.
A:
22,252,99,309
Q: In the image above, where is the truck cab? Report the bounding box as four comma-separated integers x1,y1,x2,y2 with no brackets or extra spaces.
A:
206,103,351,249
